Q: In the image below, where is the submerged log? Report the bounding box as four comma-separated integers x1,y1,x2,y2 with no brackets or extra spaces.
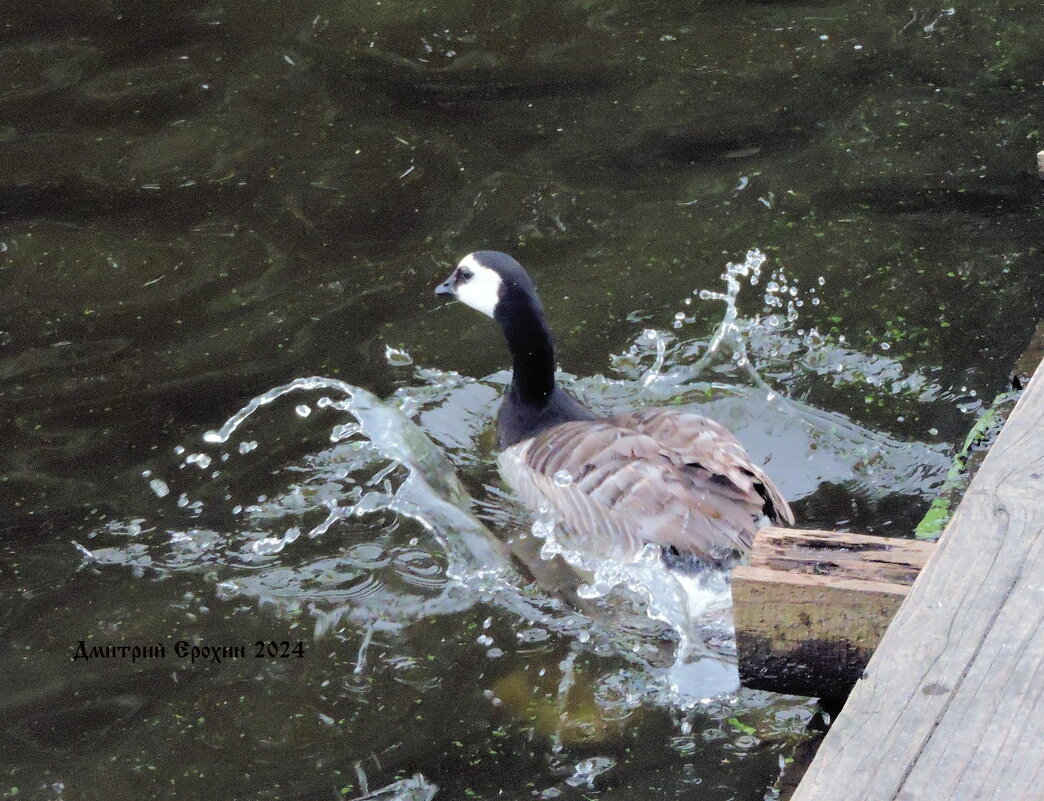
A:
732,528,935,700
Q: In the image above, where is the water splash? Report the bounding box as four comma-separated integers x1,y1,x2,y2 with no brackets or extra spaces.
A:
203,376,509,576
356,774,437,801
688,249,772,389
532,507,740,704
76,250,960,751
639,328,669,387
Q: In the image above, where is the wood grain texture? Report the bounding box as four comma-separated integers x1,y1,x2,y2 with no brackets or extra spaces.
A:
734,530,934,698
748,527,934,585
791,360,1044,801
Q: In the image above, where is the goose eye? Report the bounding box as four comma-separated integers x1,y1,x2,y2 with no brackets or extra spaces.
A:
458,268,473,281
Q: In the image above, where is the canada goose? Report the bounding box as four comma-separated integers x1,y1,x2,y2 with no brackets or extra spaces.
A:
434,251,794,567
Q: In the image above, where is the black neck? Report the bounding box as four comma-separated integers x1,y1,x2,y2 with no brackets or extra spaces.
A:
494,288,556,407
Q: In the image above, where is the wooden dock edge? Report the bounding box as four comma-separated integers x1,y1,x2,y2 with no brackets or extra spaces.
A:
788,351,1044,800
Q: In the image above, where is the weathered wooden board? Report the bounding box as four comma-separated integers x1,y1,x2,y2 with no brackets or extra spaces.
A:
734,529,934,699
747,528,933,584
791,358,1044,800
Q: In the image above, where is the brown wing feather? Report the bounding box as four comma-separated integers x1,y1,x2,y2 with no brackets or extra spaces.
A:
615,408,794,527
497,408,793,564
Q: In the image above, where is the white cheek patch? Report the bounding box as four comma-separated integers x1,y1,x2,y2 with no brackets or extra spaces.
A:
455,254,503,318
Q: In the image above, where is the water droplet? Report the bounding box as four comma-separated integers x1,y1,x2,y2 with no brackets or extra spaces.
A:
331,423,361,442
880,342,891,351
238,440,258,454
295,404,311,418
384,345,414,366
149,479,170,498
185,452,212,469
553,469,573,487
817,276,826,286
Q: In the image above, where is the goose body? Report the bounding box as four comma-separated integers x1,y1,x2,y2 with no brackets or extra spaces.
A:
435,251,793,567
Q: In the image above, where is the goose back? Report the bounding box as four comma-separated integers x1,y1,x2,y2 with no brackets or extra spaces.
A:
498,407,794,565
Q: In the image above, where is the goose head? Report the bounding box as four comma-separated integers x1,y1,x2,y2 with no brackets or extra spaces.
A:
434,251,539,320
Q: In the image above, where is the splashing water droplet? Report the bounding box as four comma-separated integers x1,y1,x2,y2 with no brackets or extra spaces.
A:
295,404,311,418
553,469,573,487
149,479,170,498
185,453,212,469
331,422,361,442
640,330,668,387
384,345,414,366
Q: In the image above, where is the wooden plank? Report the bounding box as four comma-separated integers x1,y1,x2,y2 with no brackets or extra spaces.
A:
791,358,1044,800
734,530,934,699
747,527,933,585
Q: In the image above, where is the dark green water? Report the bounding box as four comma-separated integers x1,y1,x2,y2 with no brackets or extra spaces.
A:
1,0,1041,799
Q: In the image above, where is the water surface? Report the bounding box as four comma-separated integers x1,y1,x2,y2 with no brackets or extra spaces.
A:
1,0,1041,799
